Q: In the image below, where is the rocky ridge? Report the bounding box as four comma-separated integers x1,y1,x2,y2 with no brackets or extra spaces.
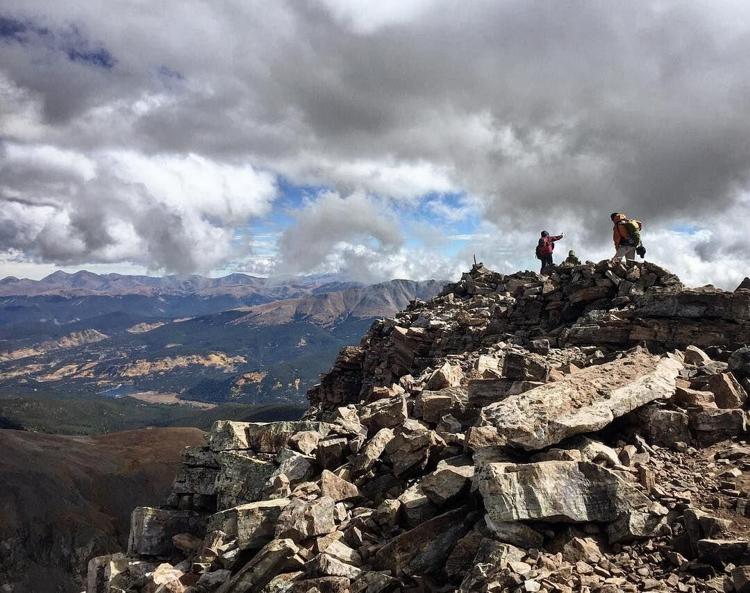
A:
86,260,750,593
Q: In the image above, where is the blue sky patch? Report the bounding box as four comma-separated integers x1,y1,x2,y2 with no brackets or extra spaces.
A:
0,14,115,69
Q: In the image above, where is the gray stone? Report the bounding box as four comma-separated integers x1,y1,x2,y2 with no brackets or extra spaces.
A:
320,470,359,502
246,422,334,454
674,385,716,408
269,449,316,485
172,464,218,496
275,496,337,540
416,386,468,423
289,431,323,455
373,507,474,576
472,351,682,451
218,538,300,593
307,554,362,580
195,569,231,591
706,372,748,409
397,483,438,527
637,406,691,446
697,539,750,565
732,565,750,593
208,499,290,550
684,345,712,365
484,517,544,548
384,421,445,477
127,507,205,556
476,461,663,541
209,420,253,451
359,396,408,432
689,408,747,445
316,437,349,470
87,553,128,593
215,451,276,509
420,456,474,505
425,361,464,390
351,428,394,475
316,535,362,565
350,571,401,593
502,351,549,381
729,346,750,379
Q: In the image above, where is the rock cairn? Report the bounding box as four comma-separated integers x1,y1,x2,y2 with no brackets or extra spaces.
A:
88,261,750,593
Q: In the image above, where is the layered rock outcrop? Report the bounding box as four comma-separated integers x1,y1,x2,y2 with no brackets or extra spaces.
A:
86,261,750,593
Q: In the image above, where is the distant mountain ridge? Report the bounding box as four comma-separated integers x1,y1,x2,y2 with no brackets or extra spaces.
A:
0,275,447,407
0,270,363,298
232,279,444,328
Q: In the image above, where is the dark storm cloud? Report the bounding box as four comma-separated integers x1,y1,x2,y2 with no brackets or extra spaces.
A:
1,0,750,283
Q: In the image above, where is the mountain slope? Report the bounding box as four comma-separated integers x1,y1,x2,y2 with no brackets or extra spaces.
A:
0,427,205,593
231,279,443,327
88,260,750,593
0,277,445,431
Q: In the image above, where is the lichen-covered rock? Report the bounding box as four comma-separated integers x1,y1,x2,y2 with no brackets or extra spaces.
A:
320,470,359,502
214,451,276,509
275,497,336,540
208,499,290,550
420,456,474,505
384,421,445,477
351,427,394,475
476,461,664,542
219,538,301,593
359,396,408,432
373,507,475,576
127,507,205,556
425,361,464,390
471,350,682,451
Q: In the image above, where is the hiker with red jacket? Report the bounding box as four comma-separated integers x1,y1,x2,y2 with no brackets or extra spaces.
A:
611,212,645,262
535,230,563,273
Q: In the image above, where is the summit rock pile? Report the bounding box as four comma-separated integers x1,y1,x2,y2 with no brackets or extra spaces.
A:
87,261,750,593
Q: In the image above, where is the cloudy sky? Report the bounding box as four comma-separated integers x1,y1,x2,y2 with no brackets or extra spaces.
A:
2,1,750,287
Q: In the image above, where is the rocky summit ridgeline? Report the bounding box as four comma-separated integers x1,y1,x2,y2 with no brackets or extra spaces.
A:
87,260,750,593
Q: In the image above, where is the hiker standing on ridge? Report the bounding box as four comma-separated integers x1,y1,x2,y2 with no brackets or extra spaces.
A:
611,213,645,263
535,230,563,273
563,250,581,266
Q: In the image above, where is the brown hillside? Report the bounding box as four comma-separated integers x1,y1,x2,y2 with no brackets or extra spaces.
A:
0,427,205,593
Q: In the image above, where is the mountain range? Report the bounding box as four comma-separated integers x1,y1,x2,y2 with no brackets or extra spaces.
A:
0,271,445,433
0,270,359,298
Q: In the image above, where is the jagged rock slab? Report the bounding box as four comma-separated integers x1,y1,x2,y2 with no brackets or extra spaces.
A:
127,507,205,556
420,456,474,505
208,499,290,550
470,350,682,451
307,553,362,579
373,507,475,576
384,421,445,477
351,427,394,475
689,409,748,445
171,464,218,497
214,451,276,509
416,386,468,423
275,496,337,540
476,461,663,541
218,538,301,593
320,469,359,502
209,420,334,453
87,553,128,593
359,396,408,432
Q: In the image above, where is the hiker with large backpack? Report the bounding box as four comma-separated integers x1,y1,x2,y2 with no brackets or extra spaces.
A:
611,212,646,263
535,230,564,273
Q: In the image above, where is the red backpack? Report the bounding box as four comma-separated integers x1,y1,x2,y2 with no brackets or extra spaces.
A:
535,237,552,259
